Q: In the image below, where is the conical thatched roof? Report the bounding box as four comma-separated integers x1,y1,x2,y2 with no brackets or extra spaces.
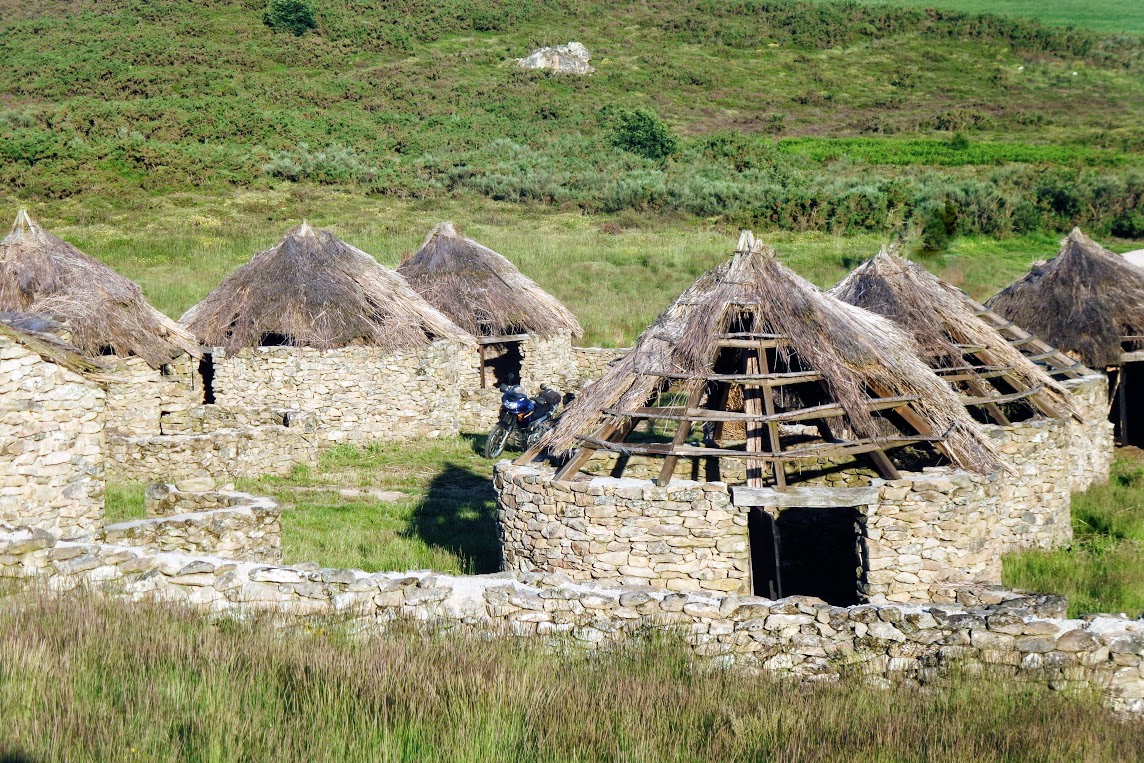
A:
181,223,472,352
398,222,582,339
986,229,1144,368
831,248,1079,422
0,210,199,368
529,235,1001,482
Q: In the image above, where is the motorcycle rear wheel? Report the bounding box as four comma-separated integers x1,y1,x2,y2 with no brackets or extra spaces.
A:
484,424,511,459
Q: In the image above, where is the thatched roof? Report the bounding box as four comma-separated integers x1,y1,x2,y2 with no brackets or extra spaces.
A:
398,222,582,339
831,248,1078,421
181,223,472,352
985,229,1144,368
535,236,1001,478
0,312,109,379
0,210,199,369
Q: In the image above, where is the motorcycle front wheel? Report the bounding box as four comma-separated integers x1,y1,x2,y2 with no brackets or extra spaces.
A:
484,424,512,459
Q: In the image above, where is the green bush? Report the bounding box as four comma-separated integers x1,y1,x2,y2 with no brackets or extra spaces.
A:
263,143,374,183
264,0,318,36
609,108,679,161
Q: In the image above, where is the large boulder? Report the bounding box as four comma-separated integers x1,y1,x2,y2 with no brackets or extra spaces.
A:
517,42,594,74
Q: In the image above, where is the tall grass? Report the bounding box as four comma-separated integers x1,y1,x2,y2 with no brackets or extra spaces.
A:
0,593,1141,762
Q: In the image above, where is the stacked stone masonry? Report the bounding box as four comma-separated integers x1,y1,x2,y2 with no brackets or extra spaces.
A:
496,375,1113,602
104,354,201,437
101,484,282,563
0,527,1139,714
106,407,319,482
0,335,105,540
211,341,467,444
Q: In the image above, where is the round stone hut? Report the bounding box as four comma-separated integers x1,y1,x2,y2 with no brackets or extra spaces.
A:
0,313,107,541
497,233,1061,604
0,210,200,437
180,223,474,444
830,247,1112,496
398,222,585,430
987,229,1144,448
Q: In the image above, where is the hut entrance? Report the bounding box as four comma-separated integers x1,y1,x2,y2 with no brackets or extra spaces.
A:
478,336,525,389
747,504,867,606
198,353,216,405
1112,362,1144,447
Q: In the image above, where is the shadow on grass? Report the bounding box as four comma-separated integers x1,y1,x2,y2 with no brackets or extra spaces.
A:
407,461,502,574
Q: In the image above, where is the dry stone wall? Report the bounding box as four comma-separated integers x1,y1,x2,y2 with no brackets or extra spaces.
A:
102,486,281,563
570,346,627,387
1061,374,1115,493
0,335,105,540
211,341,466,444
104,354,201,437
0,526,1140,715
106,407,318,482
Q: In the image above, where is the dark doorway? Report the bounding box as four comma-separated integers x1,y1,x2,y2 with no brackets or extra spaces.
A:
481,341,523,388
198,354,215,404
1112,362,1144,447
749,506,866,606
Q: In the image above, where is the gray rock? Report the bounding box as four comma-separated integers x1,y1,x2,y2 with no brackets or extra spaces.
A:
517,42,594,75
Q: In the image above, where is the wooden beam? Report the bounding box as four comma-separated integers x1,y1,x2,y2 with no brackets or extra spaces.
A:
733,485,880,508
571,435,939,461
658,385,705,486
960,385,1042,406
475,333,530,345
757,342,785,487
636,370,824,386
602,396,918,424
478,344,487,389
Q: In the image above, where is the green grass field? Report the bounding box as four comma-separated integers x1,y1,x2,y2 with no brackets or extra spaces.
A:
1,593,1142,762
855,0,1144,35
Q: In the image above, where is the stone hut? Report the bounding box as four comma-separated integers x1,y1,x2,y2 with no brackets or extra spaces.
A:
398,222,585,430
495,234,1108,604
0,210,201,437
830,248,1112,493
180,223,474,444
0,314,107,540
987,229,1144,447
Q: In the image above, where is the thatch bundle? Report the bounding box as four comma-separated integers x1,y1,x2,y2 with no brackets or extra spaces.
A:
543,240,1000,474
831,248,1077,419
398,222,582,339
181,223,471,352
986,229,1144,368
0,210,198,368
0,312,109,379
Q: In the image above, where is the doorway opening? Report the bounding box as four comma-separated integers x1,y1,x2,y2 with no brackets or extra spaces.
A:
480,340,524,389
749,506,867,606
1112,362,1144,447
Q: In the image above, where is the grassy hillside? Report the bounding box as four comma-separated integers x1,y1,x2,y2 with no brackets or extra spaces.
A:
854,0,1144,35
1,0,1142,238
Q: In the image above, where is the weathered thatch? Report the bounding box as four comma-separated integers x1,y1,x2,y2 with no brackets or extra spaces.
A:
986,229,1144,368
0,312,109,379
181,223,472,352
538,238,1001,475
398,222,583,339
0,210,199,368
831,248,1078,420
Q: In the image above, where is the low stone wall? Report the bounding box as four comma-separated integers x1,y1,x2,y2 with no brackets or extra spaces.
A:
106,408,318,482
101,486,281,563
211,340,467,444
1061,374,1116,493
104,354,201,437
570,346,628,388
0,335,106,541
0,527,1140,714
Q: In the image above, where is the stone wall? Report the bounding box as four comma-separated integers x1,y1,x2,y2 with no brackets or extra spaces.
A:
1061,373,1116,493
106,408,318,482
0,335,105,540
0,526,1140,714
570,346,627,387
102,486,281,563
211,341,467,444
104,354,201,437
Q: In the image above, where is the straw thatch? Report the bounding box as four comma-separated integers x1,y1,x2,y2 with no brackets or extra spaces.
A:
181,223,472,352
0,210,199,369
831,248,1078,420
398,222,583,339
0,312,109,379
539,238,1001,475
986,229,1144,369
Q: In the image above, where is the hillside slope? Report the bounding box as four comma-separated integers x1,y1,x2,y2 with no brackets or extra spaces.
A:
1,0,1142,236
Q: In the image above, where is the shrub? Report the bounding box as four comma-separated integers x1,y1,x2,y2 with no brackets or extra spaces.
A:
263,143,374,183
264,0,318,36
609,108,678,161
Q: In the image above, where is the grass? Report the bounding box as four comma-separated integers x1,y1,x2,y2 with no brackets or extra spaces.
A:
853,0,1144,35
104,483,146,524
0,593,1141,762
1004,450,1144,618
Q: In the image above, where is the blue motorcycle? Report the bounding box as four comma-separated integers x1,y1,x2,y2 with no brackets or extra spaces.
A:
483,384,563,459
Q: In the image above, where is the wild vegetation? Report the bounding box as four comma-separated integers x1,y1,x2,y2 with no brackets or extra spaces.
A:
0,0,1142,239
1,592,1142,762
